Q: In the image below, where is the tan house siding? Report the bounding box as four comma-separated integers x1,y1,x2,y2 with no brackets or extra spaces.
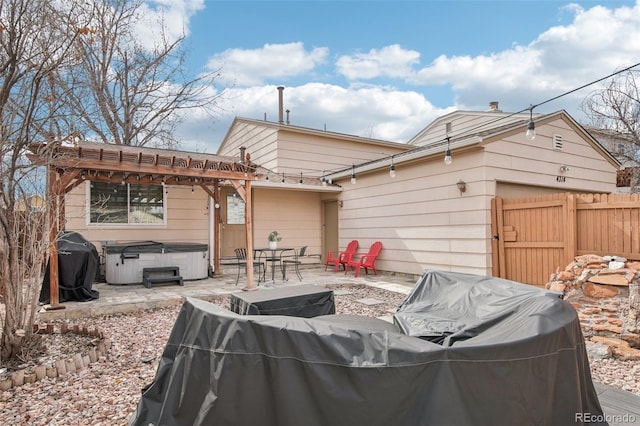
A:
219,120,280,169
408,111,531,147
252,188,322,257
220,118,407,177
482,117,617,194
334,115,618,277
64,183,210,254
337,152,492,277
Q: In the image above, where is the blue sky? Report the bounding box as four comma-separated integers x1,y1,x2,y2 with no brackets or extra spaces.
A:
138,0,640,152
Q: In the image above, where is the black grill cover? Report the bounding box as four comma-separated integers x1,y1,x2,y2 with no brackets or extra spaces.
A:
130,270,605,426
40,231,99,303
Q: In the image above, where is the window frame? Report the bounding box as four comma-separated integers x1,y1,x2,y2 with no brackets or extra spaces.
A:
86,181,167,227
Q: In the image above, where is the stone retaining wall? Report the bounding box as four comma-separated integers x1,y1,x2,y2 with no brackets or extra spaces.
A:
546,254,640,360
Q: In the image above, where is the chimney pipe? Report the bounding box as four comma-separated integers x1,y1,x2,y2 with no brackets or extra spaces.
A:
277,86,284,124
489,101,500,111
286,109,290,125
239,146,246,164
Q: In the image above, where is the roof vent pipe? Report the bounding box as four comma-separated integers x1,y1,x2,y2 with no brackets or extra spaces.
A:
277,86,285,124
239,146,246,163
489,101,501,112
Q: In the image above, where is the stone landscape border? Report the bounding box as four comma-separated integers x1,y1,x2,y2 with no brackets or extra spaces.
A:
0,323,110,391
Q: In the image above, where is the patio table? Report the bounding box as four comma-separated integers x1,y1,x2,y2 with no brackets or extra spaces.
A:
254,247,294,283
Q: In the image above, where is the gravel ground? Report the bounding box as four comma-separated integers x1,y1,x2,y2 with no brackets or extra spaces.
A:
0,284,638,426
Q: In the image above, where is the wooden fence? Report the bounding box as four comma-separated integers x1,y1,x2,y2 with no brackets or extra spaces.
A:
491,193,640,286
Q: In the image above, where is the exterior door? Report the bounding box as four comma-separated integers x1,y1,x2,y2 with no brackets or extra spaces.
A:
220,187,247,257
323,200,339,261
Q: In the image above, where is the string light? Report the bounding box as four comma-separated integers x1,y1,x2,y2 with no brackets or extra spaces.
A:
525,105,536,141
350,164,356,184
444,137,452,165
389,156,396,178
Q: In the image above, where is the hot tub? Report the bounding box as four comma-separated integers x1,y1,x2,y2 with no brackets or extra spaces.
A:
104,241,209,285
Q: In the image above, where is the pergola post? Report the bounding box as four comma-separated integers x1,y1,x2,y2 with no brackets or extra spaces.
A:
45,166,63,310
243,179,255,290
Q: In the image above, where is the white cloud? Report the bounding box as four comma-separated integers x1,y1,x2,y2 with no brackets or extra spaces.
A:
336,45,421,80
410,1,640,112
136,0,205,49
175,82,451,152
206,42,329,86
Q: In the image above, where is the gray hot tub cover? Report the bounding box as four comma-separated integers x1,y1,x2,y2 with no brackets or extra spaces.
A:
130,270,605,426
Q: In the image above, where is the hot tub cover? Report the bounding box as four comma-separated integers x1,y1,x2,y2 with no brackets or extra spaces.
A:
130,270,605,426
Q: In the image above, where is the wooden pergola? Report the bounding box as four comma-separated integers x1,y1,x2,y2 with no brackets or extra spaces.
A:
28,141,262,309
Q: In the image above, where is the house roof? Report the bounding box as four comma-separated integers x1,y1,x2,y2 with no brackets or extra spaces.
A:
218,116,410,155
407,109,537,146
327,109,620,180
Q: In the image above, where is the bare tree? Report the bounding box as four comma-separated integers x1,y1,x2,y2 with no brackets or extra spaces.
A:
582,69,640,190
1,0,224,362
0,0,85,361
56,0,221,148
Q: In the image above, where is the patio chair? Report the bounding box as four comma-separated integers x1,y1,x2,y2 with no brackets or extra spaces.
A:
233,248,265,286
280,246,307,281
345,241,382,277
325,240,358,272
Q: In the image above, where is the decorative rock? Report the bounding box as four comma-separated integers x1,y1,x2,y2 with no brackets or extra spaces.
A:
592,336,640,361
549,282,567,293
626,261,640,270
585,341,612,359
24,373,36,384
0,379,12,391
557,270,575,281
630,283,639,309
587,274,629,286
583,282,619,298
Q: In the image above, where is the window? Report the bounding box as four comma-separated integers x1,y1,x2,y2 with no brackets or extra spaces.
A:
226,194,245,224
89,182,165,224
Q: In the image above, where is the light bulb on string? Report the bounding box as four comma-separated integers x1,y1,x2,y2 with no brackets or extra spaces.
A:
389,156,396,178
444,137,452,165
525,105,536,141
350,164,356,185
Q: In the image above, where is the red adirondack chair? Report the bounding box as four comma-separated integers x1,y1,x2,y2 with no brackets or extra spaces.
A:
325,240,359,272
345,241,382,277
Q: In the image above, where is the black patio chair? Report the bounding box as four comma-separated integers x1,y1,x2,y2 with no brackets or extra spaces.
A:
234,248,265,286
281,246,307,281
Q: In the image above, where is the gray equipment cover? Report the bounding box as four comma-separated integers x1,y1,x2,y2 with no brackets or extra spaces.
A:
130,270,605,426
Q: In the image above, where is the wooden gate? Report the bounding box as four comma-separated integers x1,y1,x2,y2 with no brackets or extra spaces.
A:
492,193,640,286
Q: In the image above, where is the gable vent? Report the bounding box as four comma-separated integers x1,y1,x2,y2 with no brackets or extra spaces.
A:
552,134,563,150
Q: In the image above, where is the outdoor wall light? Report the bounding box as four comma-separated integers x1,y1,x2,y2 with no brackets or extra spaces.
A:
526,105,536,141
457,179,467,195
444,137,452,165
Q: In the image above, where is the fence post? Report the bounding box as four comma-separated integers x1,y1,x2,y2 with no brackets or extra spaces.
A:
565,193,577,264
